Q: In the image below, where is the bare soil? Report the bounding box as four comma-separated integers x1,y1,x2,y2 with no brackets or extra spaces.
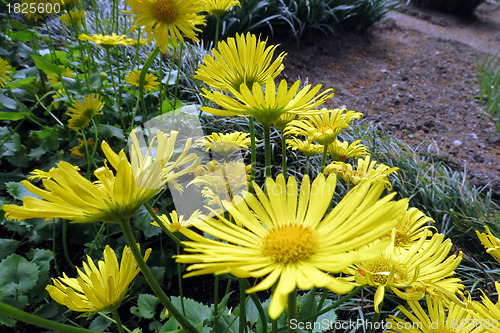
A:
276,1,500,197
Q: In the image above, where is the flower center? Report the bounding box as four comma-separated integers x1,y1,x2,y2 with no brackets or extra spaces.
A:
317,126,332,133
361,258,408,285
152,0,178,24
262,224,318,264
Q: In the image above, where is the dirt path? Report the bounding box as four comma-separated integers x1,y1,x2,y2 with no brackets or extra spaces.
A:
277,1,500,197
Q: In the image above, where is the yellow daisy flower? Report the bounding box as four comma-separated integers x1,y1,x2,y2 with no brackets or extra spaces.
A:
151,210,202,233
285,109,363,146
201,77,334,127
176,174,408,319
386,296,485,333
328,139,369,162
286,137,324,157
3,130,198,223
202,0,240,16
66,94,104,130
0,57,13,88
344,231,464,313
476,226,500,262
125,70,160,92
195,32,286,93
125,0,206,50
468,282,500,327
70,138,95,158
195,131,251,157
274,113,301,130
59,10,85,27
46,245,151,315
324,155,399,190
78,33,137,47
47,65,74,87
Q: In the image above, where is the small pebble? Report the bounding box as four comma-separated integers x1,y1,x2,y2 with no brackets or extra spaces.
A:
453,140,462,147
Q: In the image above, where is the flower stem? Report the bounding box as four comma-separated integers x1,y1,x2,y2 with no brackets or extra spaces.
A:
320,147,328,173
239,279,247,333
287,290,297,333
281,129,287,176
139,47,161,121
213,275,219,333
0,300,101,333
249,118,257,186
62,220,75,269
263,123,272,178
111,308,125,333
119,220,198,333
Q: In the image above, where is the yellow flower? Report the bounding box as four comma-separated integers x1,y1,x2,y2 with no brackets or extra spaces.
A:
285,109,363,146
468,282,500,327
78,33,137,47
3,130,198,223
47,65,74,87
328,139,369,162
344,231,464,313
195,131,251,157
125,0,206,50
386,296,485,333
0,57,13,88
21,0,54,21
202,0,240,16
324,155,399,190
176,174,408,319
201,78,334,127
476,226,500,262
66,94,104,130
195,32,285,93
70,138,95,158
46,245,151,315
274,113,301,130
152,210,203,232
59,10,85,27
286,137,324,157
386,206,436,253
125,70,160,92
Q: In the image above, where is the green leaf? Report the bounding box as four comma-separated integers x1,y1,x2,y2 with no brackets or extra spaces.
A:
6,77,37,91
32,55,66,76
6,182,42,201
0,111,25,119
27,248,54,303
0,93,18,110
161,99,183,114
161,70,178,86
134,294,160,319
98,124,125,141
7,29,32,43
0,254,39,296
89,316,112,331
0,239,21,260
171,296,212,326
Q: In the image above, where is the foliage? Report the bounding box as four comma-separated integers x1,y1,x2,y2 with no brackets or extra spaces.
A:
477,50,500,131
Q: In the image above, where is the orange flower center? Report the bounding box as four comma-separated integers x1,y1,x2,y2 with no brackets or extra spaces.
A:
361,258,407,285
262,224,318,264
152,0,178,24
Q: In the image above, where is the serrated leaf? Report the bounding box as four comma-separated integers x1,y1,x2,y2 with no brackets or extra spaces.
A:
98,124,125,141
6,182,42,201
89,315,112,331
134,294,160,319
27,248,54,303
0,254,39,296
0,239,20,260
171,296,212,326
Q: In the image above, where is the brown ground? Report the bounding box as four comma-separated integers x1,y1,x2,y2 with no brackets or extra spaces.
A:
277,0,500,197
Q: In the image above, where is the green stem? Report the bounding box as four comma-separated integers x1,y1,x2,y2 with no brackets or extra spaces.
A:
105,49,126,130
111,308,125,333
0,300,102,333
214,275,219,333
177,244,185,316
52,219,60,276
139,47,161,121
97,313,132,333
62,220,75,269
249,118,257,186
263,123,272,178
281,129,287,176
119,220,198,333
239,279,247,333
320,147,328,173
368,300,383,333
287,290,297,333
214,15,221,45
248,293,267,333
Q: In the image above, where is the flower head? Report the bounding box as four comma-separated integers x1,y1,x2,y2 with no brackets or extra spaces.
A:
286,137,324,157
476,226,500,262
195,32,285,93
0,57,13,88
125,70,160,92
48,65,74,87
285,109,362,146
345,232,464,312
195,131,251,157
386,296,484,333
324,155,398,190
46,245,151,314
78,33,137,47
59,10,85,27
201,78,334,126
328,139,369,162
152,210,202,233
176,174,408,319
70,138,95,158
202,0,240,16
66,94,104,130
126,0,206,50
